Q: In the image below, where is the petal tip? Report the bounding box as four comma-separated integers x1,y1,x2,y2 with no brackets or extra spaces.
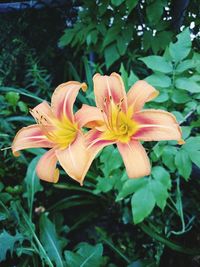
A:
53,168,60,183
178,139,185,145
81,82,87,92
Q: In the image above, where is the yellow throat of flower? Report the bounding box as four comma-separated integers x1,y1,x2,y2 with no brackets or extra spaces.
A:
47,116,78,149
102,101,138,143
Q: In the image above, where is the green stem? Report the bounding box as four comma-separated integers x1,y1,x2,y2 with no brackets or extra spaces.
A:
139,222,200,255
16,203,54,267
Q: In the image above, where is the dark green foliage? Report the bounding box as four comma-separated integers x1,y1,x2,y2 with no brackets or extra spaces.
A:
0,1,200,267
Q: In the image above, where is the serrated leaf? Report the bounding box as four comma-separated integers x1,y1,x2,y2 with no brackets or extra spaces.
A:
169,28,191,62
0,230,24,261
39,214,64,267
175,149,192,180
139,56,173,73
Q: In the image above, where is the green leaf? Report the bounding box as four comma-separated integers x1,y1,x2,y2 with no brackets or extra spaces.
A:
149,179,168,210
175,149,192,180
182,137,200,168
128,71,139,87
104,43,120,68
95,177,114,193
171,90,190,103
39,214,64,267
169,28,191,62
120,63,128,90
176,59,195,73
139,56,173,73
131,184,155,224
151,166,171,190
145,74,171,88
162,146,177,171
103,26,121,48
111,0,124,6
126,0,138,13
64,243,103,267
23,156,43,212
5,91,20,106
189,151,200,168
0,230,24,261
116,178,148,201
58,29,75,47
153,91,169,103
183,137,200,152
100,146,122,176
175,78,200,93
146,1,164,24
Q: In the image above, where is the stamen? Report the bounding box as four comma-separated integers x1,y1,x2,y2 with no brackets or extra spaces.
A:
100,109,111,130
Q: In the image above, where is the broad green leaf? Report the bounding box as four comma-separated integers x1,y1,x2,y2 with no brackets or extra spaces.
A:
175,149,192,180
111,0,124,6
131,185,155,224
95,177,114,193
146,1,164,24
171,90,190,103
116,178,148,201
169,28,191,62
189,151,200,168
145,74,171,88
104,43,120,68
100,146,122,176
152,91,169,103
39,214,64,267
149,179,168,210
0,230,24,261
103,26,121,48
64,243,103,267
175,59,195,73
183,137,200,152
175,78,200,93
59,29,75,47
181,126,191,140
126,0,138,13
139,56,173,73
151,166,171,189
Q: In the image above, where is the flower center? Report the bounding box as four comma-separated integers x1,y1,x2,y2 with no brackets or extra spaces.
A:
31,108,78,149
102,99,138,143
46,116,78,149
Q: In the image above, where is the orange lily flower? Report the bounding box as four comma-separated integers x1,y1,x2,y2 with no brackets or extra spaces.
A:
12,81,94,185
76,73,183,179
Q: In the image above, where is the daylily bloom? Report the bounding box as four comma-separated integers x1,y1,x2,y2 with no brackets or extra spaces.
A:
76,73,183,178
12,81,95,185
